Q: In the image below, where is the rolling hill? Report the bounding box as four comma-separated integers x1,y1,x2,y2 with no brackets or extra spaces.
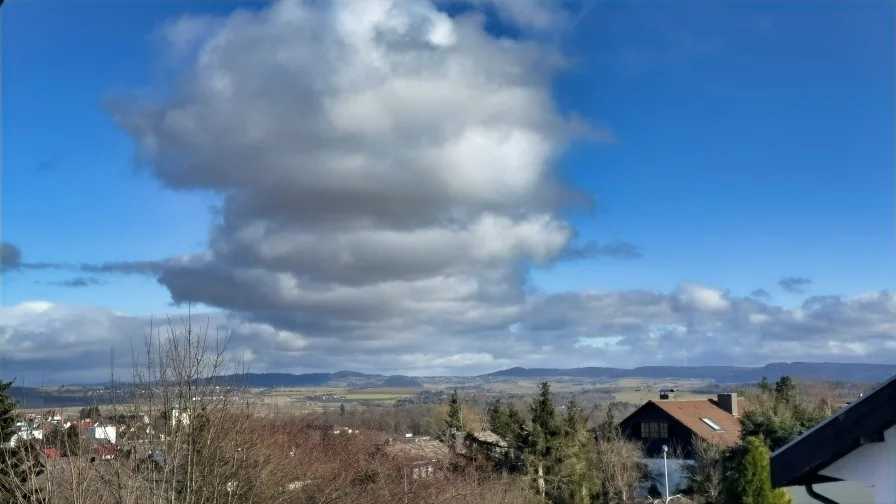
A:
481,362,896,384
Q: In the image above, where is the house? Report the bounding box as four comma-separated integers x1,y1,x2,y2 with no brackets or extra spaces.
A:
85,423,117,445
97,444,117,460
3,421,44,448
383,439,451,479
619,392,744,500
770,372,896,504
619,392,743,459
464,430,509,460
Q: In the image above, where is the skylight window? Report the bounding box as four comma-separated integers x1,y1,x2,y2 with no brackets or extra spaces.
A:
701,418,723,431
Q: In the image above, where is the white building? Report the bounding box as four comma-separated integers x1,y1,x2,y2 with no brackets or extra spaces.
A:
169,408,191,427
3,423,43,448
86,423,117,445
771,373,896,504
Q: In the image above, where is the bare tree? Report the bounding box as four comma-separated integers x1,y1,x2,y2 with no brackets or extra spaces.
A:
594,430,646,503
683,436,727,504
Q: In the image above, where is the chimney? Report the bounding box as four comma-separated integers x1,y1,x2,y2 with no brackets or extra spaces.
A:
717,393,738,416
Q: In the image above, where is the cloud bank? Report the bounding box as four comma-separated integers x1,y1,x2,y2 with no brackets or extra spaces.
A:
3,288,895,384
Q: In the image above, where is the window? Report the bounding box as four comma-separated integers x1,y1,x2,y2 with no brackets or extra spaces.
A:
640,422,668,438
700,418,724,431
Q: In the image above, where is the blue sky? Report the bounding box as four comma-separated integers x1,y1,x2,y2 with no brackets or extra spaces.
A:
1,0,894,379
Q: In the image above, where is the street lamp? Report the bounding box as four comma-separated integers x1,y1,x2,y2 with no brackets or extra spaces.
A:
662,444,669,503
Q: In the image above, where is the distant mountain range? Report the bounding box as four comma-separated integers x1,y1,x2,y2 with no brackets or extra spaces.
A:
203,362,896,388
480,362,896,384
47,361,896,392
204,372,426,389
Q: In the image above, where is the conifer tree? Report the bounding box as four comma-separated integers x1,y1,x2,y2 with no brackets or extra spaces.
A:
557,400,601,504
1,379,45,503
758,376,773,394
774,376,797,405
0,379,15,445
445,390,464,432
725,436,792,504
443,390,466,451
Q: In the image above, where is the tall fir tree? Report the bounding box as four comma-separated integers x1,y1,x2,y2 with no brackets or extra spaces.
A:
0,379,16,445
445,390,464,432
527,382,563,500
758,376,773,394
725,436,792,504
774,376,797,405
1,378,46,503
443,390,465,451
557,400,601,504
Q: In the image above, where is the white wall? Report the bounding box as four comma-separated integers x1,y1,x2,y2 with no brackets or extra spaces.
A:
642,458,693,499
5,428,43,448
818,425,896,504
87,425,117,445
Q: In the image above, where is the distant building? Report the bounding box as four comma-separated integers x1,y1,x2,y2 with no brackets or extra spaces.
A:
3,421,44,448
384,438,451,479
465,430,509,460
86,423,117,445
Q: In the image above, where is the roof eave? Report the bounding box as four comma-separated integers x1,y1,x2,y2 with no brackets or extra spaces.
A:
770,373,896,488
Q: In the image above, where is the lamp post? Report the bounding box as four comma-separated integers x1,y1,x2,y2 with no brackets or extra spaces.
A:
662,444,669,503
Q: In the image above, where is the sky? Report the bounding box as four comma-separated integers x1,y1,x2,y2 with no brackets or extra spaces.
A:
1,0,894,384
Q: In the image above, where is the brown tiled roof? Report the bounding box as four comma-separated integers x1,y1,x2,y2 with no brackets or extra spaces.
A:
469,430,507,448
651,399,743,447
384,440,451,463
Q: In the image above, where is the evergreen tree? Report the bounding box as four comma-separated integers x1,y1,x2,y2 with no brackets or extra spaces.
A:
45,424,82,457
758,376,773,394
442,390,466,451
774,376,797,405
741,375,825,451
0,379,15,445
527,382,565,501
65,424,81,456
339,403,346,417
0,380,46,503
597,402,620,440
78,405,101,421
556,400,601,504
488,400,509,437
725,437,792,504
445,390,464,433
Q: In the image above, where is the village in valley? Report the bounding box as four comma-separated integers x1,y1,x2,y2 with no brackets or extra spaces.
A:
2,360,892,503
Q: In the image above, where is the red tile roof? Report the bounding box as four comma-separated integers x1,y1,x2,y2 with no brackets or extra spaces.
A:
650,399,743,447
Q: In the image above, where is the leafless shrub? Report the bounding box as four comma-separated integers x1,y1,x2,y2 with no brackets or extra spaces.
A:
683,436,726,504
594,430,647,503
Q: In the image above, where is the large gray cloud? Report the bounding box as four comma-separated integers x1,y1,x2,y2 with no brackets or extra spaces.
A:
106,0,628,338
